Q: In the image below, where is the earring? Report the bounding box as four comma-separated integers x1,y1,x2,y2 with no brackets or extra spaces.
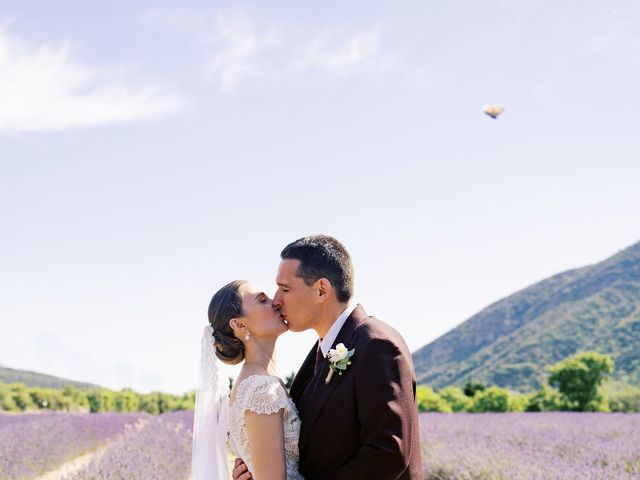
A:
244,332,251,341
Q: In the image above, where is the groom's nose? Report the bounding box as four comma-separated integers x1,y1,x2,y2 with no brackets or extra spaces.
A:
273,292,282,309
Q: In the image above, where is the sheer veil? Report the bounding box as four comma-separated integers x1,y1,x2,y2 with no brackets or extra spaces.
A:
192,325,230,479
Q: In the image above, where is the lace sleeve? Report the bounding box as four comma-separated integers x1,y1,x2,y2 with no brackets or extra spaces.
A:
236,375,288,416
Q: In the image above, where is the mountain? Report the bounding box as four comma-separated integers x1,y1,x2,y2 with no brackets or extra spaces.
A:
0,365,100,389
412,241,640,392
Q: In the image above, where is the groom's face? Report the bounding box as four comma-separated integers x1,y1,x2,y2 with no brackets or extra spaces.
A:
273,259,319,333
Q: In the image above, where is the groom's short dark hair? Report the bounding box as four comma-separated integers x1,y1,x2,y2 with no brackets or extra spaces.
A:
281,234,354,303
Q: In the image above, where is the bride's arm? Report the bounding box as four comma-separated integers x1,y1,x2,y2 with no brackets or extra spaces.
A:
245,409,286,480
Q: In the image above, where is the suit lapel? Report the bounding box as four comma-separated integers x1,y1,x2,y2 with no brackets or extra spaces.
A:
298,306,366,454
290,340,318,408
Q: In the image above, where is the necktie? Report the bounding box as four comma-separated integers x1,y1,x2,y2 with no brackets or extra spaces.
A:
314,343,324,376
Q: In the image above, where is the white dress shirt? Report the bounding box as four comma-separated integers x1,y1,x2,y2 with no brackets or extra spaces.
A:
319,302,358,357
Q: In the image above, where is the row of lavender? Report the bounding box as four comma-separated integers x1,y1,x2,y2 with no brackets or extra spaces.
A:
65,411,193,480
0,411,193,480
0,412,144,479
2,411,640,479
420,413,640,479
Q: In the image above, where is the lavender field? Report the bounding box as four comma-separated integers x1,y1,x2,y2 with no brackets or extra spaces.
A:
0,411,193,480
420,413,640,479
2,411,640,479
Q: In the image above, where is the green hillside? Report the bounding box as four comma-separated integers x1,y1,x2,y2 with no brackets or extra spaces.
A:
413,241,640,392
0,365,100,389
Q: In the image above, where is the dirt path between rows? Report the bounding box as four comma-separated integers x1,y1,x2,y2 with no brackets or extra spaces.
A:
33,444,109,480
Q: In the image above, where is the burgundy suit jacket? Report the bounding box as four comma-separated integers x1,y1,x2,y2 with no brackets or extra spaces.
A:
290,305,424,480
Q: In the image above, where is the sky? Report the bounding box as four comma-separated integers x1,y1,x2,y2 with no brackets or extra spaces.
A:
1,0,639,394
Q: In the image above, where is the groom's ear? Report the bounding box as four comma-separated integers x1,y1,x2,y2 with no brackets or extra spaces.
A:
316,278,332,303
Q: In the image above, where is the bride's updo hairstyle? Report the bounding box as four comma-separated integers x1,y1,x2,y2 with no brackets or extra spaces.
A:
208,280,247,365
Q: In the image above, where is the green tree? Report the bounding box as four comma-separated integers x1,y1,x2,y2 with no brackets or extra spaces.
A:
507,392,528,412
62,385,89,411
114,388,140,412
139,392,161,414
605,384,640,413
86,389,116,412
180,390,196,411
471,386,510,412
0,384,18,411
10,383,34,411
547,351,614,412
284,371,296,391
0,379,195,414
158,393,180,413
437,386,471,412
416,386,452,413
463,380,486,398
526,385,563,412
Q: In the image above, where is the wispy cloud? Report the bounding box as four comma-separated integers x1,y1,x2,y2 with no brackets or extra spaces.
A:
203,15,281,93
200,14,397,93
295,29,381,74
0,27,187,134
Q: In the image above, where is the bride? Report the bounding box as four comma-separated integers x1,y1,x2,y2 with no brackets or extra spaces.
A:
192,280,304,480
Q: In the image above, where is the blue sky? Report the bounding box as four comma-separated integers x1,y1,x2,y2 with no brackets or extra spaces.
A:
1,0,639,393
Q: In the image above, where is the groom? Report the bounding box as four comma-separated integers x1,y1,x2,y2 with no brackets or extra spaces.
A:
234,235,423,480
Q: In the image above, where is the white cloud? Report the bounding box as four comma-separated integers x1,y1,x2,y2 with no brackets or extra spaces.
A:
200,14,400,93
295,29,381,74
203,15,280,93
0,27,187,134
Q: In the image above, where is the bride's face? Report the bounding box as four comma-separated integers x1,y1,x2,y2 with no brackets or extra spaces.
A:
238,283,288,339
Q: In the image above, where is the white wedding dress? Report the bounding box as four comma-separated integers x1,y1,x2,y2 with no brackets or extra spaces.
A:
228,374,304,480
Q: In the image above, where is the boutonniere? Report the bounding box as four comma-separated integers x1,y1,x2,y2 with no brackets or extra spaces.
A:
325,343,355,384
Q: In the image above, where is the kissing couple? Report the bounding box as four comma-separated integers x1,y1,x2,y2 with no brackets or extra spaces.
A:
192,235,424,480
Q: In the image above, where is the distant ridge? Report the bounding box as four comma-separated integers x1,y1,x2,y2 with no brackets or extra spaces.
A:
413,241,640,391
0,365,101,389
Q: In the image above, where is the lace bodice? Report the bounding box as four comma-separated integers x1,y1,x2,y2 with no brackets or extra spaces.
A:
228,374,303,480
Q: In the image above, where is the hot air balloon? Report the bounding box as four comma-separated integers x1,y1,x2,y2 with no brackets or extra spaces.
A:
483,105,505,119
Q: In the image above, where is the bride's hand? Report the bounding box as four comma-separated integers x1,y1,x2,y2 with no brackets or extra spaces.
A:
232,457,252,480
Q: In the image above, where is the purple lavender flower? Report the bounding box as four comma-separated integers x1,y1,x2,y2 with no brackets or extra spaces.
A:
66,411,194,480
0,411,143,479
420,413,640,479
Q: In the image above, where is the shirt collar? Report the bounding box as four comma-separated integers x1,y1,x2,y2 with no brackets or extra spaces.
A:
319,302,357,356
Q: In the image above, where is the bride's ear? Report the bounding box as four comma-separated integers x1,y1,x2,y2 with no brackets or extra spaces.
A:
229,318,246,335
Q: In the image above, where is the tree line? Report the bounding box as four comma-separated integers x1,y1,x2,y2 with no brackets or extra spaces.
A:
3,351,639,414
418,351,640,413
0,383,195,414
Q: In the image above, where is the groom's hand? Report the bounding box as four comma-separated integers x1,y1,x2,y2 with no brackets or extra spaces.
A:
232,457,252,480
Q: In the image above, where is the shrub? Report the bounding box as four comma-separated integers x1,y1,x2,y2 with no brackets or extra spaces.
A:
417,386,452,413
606,385,640,413
526,385,563,412
0,386,18,411
437,386,472,412
507,392,528,412
114,389,140,413
471,386,510,412
463,380,486,398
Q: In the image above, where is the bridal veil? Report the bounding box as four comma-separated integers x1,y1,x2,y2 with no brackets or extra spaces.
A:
192,325,230,479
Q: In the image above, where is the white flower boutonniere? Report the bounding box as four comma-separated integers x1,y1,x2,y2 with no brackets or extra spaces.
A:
325,343,355,384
